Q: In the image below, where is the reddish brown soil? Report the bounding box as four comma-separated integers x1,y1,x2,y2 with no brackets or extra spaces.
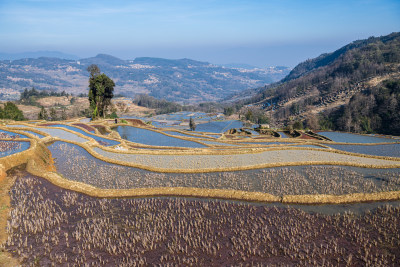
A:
125,119,148,127
72,123,95,132
298,133,317,140
38,123,57,126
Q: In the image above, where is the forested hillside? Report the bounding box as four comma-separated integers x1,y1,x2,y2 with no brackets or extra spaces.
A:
235,32,400,134
323,79,400,135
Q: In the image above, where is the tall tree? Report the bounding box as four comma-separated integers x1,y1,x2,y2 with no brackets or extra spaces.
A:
87,65,115,119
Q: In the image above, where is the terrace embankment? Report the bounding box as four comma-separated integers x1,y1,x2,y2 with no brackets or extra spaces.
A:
0,169,21,267
91,145,400,172
49,142,400,195
3,123,400,204
13,140,397,204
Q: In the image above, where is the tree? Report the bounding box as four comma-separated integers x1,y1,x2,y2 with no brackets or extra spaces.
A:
38,106,48,120
189,117,196,131
0,102,25,121
50,107,57,121
293,120,303,130
304,114,319,130
87,65,115,119
61,108,67,120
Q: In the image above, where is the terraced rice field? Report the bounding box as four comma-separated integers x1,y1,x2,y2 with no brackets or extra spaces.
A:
2,116,400,266
44,124,119,146
195,120,244,133
49,142,400,195
163,130,215,139
93,146,400,171
4,173,400,266
329,143,400,158
115,126,206,148
0,129,28,139
0,140,30,158
18,130,46,138
319,131,396,143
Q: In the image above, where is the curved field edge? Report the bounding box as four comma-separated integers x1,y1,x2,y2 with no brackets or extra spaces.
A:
0,127,399,204
0,138,397,205
7,122,400,150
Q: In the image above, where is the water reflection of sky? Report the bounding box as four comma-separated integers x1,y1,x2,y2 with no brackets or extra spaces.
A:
319,132,397,143
116,126,206,148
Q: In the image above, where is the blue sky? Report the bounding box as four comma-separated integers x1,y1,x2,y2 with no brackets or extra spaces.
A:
0,0,399,67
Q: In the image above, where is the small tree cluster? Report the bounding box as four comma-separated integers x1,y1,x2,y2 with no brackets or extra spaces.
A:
0,102,25,120
189,117,196,131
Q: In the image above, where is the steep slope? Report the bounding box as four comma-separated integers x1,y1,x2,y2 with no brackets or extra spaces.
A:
0,54,290,103
323,78,400,135
240,32,400,130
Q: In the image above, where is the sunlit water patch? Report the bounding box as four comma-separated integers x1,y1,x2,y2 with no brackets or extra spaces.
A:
19,130,46,138
46,124,119,146
195,120,243,133
115,126,206,148
278,132,289,138
33,127,88,143
0,129,28,138
319,131,397,143
0,140,30,157
328,143,400,158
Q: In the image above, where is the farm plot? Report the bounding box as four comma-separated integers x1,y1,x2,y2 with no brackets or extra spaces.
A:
115,126,206,148
5,173,400,266
328,144,400,158
0,140,30,158
48,142,400,195
92,146,400,171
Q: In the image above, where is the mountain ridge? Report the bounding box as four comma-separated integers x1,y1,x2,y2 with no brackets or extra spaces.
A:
232,32,400,133
0,54,290,103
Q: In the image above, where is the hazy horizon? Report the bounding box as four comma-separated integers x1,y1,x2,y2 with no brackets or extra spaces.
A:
0,0,399,68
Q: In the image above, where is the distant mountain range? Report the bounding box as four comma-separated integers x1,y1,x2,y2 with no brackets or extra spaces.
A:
0,53,290,103
0,51,79,60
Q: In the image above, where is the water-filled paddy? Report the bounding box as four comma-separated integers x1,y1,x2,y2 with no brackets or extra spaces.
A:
45,124,119,146
328,143,400,158
163,130,213,139
194,120,243,133
18,130,46,138
5,173,400,266
318,131,397,143
0,140,30,157
0,129,28,138
48,142,400,195
278,131,289,138
30,127,89,143
115,126,206,148
93,146,400,170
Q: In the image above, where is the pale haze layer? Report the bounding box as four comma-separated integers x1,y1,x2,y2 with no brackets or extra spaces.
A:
0,0,399,67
